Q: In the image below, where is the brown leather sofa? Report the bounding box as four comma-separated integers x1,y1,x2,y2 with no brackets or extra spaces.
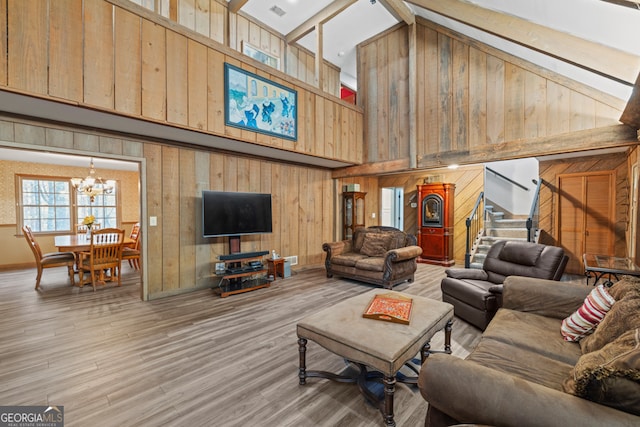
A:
419,275,640,427
322,226,422,289
441,240,567,330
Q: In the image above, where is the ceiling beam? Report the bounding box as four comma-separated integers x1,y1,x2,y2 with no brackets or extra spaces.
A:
621,71,640,128
600,0,640,9
406,0,640,86
378,0,415,25
416,125,640,170
332,125,639,177
286,0,357,44
315,23,324,89
227,0,248,14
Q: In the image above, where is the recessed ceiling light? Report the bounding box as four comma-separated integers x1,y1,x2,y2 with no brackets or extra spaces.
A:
270,5,286,17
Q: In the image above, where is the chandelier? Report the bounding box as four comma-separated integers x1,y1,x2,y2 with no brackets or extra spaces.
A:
70,158,115,202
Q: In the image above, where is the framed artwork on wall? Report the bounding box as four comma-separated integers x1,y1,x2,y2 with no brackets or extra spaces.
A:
241,41,280,70
224,62,297,141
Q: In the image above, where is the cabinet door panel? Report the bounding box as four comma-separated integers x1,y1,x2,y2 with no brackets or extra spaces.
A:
557,172,615,275
585,174,615,256
558,175,584,273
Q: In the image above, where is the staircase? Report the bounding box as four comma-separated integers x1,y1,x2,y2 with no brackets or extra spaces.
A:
469,205,536,269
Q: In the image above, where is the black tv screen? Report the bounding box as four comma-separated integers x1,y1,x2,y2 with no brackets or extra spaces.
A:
202,191,273,238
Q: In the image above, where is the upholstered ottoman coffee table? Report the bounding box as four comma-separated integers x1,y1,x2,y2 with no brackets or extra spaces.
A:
297,289,454,427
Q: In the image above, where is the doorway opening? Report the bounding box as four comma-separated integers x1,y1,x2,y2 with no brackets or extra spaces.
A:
0,145,146,300
381,187,404,230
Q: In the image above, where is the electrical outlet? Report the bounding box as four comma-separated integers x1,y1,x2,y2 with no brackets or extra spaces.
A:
371,212,376,219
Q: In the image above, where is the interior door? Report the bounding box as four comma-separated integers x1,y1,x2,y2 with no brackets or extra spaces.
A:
381,187,404,230
557,172,615,274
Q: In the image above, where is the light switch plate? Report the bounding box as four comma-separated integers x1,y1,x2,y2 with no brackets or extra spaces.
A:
150,216,157,226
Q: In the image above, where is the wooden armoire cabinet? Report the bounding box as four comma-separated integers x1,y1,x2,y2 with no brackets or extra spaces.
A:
417,183,455,266
343,191,366,240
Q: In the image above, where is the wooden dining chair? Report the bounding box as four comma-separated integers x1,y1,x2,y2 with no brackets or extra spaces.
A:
22,225,76,290
122,222,140,270
78,228,124,291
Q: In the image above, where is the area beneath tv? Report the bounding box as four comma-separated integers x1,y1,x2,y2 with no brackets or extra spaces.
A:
215,238,271,298
219,235,269,260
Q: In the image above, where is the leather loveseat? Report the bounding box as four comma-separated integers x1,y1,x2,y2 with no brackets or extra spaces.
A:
322,226,422,289
419,275,640,427
441,240,567,330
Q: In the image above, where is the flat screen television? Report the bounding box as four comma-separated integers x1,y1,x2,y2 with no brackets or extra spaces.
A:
202,191,273,238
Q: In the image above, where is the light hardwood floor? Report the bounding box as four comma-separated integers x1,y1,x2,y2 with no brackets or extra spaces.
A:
0,263,483,426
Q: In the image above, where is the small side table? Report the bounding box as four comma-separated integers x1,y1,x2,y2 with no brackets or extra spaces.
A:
267,258,285,281
583,253,640,286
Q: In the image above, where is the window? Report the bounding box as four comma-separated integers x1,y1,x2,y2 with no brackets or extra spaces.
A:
18,175,118,233
128,0,170,18
21,177,71,232
77,191,118,229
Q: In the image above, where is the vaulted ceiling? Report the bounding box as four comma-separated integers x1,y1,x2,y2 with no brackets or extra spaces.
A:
232,0,640,101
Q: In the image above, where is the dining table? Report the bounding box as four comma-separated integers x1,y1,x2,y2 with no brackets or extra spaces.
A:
54,234,134,285
54,234,134,253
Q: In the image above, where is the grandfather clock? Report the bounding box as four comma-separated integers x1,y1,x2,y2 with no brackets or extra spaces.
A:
343,191,366,240
417,183,455,266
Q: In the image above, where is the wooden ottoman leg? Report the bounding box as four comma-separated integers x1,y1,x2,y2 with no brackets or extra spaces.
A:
298,337,307,385
421,340,431,364
444,319,453,354
383,374,396,427
420,319,454,363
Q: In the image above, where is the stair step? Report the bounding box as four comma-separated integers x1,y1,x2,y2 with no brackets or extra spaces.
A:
486,228,529,238
490,218,528,228
469,262,484,269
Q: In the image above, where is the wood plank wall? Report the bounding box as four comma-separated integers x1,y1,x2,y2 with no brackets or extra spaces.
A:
0,0,359,165
357,19,626,167
378,166,484,265
286,45,341,97
359,24,410,162
0,115,334,299
376,153,631,266
129,0,342,96
538,151,629,259
177,0,227,44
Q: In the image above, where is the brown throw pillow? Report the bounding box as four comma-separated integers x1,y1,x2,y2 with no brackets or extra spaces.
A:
360,233,391,257
563,329,640,415
580,296,640,354
608,275,640,301
353,228,367,251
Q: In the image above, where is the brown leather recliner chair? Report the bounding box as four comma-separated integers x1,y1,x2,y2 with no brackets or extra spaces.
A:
441,240,568,330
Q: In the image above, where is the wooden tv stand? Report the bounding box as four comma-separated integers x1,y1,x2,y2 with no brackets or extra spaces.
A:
215,253,269,298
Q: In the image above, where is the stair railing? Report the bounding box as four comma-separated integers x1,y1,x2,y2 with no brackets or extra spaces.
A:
465,191,484,268
485,167,530,191
526,179,542,242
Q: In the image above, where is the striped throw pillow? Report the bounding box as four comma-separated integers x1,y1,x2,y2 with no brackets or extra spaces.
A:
561,284,616,342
